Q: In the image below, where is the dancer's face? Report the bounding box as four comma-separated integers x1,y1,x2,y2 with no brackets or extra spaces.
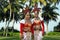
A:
25,13,30,20
34,11,38,18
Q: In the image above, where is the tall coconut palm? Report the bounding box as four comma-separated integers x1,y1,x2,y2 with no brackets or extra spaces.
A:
6,0,24,36
9,12,21,36
5,0,24,36
0,0,10,36
42,3,59,33
0,0,23,36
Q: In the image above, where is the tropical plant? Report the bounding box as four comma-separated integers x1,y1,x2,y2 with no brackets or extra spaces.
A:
54,22,60,32
42,3,59,33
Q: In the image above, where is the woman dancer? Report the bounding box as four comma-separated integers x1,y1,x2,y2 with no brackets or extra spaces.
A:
20,6,34,40
32,4,44,40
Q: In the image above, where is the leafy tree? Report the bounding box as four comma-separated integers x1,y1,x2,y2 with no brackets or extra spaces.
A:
54,22,60,32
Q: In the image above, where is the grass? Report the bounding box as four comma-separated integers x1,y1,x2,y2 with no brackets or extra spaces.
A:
43,36,60,40
0,37,20,40
0,36,60,40
0,32,60,40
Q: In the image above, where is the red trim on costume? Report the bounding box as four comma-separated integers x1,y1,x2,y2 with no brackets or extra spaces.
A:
20,23,24,34
41,20,44,36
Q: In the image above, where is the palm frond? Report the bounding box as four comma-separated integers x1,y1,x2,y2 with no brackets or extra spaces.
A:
42,3,59,22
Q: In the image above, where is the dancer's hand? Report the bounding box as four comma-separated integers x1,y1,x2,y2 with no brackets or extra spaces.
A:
42,33,44,36
32,34,34,40
20,33,23,38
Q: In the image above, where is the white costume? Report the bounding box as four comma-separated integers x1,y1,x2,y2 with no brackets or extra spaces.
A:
32,17,44,40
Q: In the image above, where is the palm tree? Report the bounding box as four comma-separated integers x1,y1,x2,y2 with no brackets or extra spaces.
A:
42,3,59,33
9,12,21,36
0,0,10,36
0,0,23,36
6,0,24,36
5,0,24,36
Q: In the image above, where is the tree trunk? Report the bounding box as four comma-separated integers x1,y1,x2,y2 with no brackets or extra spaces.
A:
46,21,49,34
12,21,15,36
6,26,8,37
5,0,12,37
3,18,7,36
12,13,15,36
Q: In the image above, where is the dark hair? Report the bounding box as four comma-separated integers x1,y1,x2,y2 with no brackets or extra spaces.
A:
22,13,31,19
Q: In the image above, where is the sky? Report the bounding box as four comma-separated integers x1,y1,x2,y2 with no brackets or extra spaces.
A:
0,2,60,32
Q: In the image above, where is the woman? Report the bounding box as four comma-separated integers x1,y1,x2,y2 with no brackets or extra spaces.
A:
32,4,44,40
20,6,34,40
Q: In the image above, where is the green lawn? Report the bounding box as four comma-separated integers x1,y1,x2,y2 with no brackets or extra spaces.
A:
0,37,20,40
0,36,60,40
43,36,60,40
0,32,60,40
